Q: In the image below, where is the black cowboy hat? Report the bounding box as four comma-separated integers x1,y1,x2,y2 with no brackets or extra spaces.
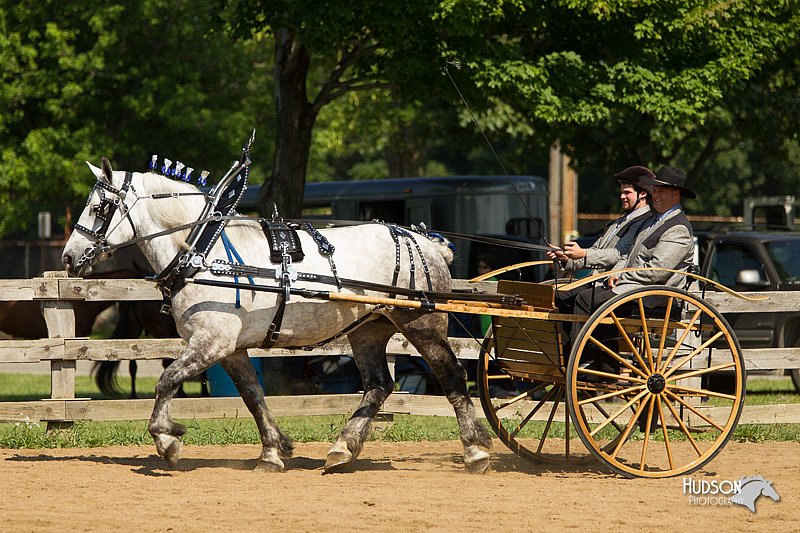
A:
644,166,696,199
613,165,655,194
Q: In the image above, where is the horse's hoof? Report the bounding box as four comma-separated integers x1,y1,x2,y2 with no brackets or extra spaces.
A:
464,446,491,474
464,456,490,474
164,439,182,468
323,451,353,474
254,461,285,473
154,434,182,467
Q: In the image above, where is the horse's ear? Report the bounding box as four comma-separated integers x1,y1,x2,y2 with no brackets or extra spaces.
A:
85,161,103,180
100,157,113,183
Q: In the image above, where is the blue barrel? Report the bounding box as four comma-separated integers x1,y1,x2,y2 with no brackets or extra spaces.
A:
206,358,266,397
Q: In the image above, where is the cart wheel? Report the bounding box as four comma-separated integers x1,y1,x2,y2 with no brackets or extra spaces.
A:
566,286,745,478
477,328,591,464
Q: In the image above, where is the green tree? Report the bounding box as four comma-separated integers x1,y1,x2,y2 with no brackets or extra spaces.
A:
462,1,800,213
226,1,800,219
0,0,272,238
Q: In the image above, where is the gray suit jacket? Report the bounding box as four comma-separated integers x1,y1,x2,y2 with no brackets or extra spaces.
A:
611,206,694,294
561,205,651,275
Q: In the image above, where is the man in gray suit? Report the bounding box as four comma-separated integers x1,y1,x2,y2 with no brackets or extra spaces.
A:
572,165,696,316
565,166,695,382
547,165,654,277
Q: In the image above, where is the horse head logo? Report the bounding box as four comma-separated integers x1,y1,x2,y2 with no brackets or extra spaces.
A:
731,475,780,513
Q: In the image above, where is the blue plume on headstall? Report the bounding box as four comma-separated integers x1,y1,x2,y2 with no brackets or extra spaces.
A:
426,231,456,251
148,155,211,186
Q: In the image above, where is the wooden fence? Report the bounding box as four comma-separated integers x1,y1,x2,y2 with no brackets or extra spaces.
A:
1,272,799,427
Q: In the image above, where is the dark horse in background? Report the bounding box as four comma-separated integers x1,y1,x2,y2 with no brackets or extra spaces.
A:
93,300,209,398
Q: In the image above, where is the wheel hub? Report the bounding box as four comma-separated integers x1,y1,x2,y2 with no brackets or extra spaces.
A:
647,373,666,394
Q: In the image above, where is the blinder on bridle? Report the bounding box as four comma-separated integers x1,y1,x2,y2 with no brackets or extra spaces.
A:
74,171,137,269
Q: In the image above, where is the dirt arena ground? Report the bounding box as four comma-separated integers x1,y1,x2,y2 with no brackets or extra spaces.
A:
1,440,796,532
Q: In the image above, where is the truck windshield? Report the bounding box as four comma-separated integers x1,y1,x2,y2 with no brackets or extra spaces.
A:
765,239,800,283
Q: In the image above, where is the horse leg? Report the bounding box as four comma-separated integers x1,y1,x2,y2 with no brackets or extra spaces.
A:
199,372,209,397
391,311,492,473
129,360,138,399
165,359,188,398
218,351,293,472
324,319,395,473
148,335,230,467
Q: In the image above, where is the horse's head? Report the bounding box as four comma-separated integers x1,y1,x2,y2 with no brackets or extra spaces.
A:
63,158,140,277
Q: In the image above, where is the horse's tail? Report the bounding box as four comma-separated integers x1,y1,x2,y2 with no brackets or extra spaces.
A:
92,361,123,397
425,232,454,265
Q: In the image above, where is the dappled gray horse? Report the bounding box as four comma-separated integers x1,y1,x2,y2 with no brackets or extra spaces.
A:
62,158,491,473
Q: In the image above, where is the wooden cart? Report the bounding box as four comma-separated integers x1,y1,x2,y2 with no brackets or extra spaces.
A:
472,279,746,478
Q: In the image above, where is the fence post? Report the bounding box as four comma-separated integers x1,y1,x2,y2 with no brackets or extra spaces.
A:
41,270,76,430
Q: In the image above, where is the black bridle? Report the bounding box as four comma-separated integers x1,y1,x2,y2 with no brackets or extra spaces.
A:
73,171,138,270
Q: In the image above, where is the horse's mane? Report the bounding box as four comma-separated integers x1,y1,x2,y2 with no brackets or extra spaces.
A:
140,173,203,227
138,172,259,249
137,173,207,249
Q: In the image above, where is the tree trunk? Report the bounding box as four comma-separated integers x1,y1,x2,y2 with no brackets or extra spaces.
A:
386,127,426,177
257,28,317,219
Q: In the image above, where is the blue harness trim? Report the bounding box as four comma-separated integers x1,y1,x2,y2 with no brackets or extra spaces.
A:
221,230,255,308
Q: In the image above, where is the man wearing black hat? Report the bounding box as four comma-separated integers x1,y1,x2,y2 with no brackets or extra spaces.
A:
596,165,695,298
547,165,654,276
571,165,696,315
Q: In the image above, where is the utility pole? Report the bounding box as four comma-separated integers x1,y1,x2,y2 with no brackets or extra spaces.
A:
549,142,578,244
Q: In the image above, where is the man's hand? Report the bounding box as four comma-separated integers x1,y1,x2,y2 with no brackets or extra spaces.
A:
605,276,620,289
546,245,567,263
563,241,587,260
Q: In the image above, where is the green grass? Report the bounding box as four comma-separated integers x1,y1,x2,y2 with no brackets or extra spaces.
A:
0,374,797,449
0,373,202,402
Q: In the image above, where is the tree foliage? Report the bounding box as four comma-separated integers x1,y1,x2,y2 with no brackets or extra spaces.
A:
1,1,799,237
0,0,272,237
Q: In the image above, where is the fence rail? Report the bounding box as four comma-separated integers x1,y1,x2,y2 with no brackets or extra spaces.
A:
1,272,798,425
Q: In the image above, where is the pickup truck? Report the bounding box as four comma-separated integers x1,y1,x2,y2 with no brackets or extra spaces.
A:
697,229,800,391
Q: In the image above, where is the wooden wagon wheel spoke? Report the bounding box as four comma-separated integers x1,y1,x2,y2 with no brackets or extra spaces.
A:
610,312,650,372
662,395,703,457
536,386,565,453
666,383,738,401
662,331,724,380
656,397,675,470
577,384,646,406
663,389,725,432
658,308,702,372
494,382,550,410
508,387,559,439
655,297,674,369
565,387,571,458
636,299,655,371
589,389,649,438
587,335,649,379
639,396,657,471
609,394,651,459
665,361,736,382
579,365,647,384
